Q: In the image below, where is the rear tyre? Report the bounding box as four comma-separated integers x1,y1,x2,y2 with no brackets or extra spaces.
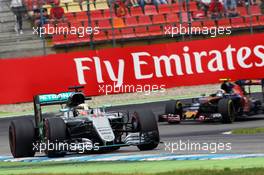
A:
165,100,183,115
252,100,262,114
9,119,35,158
218,99,235,124
175,100,183,116
165,100,176,114
45,117,67,157
132,110,160,151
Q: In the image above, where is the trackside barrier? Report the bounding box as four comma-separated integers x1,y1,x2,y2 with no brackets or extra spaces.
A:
0,33,263,104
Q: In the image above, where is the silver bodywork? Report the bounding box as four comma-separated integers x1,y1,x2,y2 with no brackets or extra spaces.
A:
59,107,144,147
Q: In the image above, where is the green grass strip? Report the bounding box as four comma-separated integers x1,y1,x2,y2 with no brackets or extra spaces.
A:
232,127,264,135
0,111,9,115
1,158,264,174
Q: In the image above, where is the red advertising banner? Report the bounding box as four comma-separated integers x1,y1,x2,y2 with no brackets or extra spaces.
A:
0,34,264,104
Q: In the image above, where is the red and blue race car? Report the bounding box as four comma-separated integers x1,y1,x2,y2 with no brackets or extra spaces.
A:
159,79,264,124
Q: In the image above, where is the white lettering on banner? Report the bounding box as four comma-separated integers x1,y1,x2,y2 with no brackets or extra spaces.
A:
254,46,264,67
183,46,194,74
153,54,184,77
104,59,124,87
208,50,224,72
131,52,153,80
237,47,253,68
74,57,125,86
193,51,207,73
223,45,236,70
94,57,104,83
74,57,92,84
74,44,264,86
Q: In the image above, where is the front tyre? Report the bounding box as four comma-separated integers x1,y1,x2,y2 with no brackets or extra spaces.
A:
132,110,160,151
137,131,159,151
9,119,36,158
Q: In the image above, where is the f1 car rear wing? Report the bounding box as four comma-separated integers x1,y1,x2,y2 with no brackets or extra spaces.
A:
36,92,73,106
235,79,264,86
34,92,92,106
220,78,264,101
33,86,91,130
236,79,264,102
220,78,263,85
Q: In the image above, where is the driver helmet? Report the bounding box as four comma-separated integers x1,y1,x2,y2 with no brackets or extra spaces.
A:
216,89,225,97
221,81,234,93
76,103,91,115
78,103,89,110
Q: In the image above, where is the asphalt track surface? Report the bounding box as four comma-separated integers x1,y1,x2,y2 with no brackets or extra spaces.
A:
0,94,264,157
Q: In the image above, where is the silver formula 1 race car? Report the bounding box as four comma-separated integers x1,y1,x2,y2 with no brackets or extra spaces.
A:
9,86,159,158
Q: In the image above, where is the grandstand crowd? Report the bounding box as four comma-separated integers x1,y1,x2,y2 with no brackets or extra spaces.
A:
10,0,264,47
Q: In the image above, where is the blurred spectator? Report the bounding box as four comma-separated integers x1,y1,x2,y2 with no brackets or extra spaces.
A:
108,0,130,10
114,0,128,17
153,0,168,5
46,0,55,4
33,6,49,27
50,0,65,23
260,0,264,14
108,0,129,8
223,0,238,17
209,0,224,19
10,0,26,35
244,0,254,14
139,0,152,7
107,0,113,7
165,0,175,4
198,0,211,17
131,0,140,7
244,0,253,7
123,0,132,8
139,0,167,7
236,0,243,6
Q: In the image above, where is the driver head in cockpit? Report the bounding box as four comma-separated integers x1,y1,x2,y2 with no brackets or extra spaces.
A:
75,103,91,115
216,89,225,97
221,81,234,93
